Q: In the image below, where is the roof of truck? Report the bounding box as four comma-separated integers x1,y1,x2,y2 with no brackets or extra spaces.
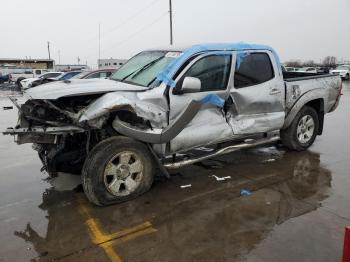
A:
147,42,276,52
155,42,281,87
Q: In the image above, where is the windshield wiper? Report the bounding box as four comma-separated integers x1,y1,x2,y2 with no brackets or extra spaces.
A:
120,56,164,82
146,77,157,87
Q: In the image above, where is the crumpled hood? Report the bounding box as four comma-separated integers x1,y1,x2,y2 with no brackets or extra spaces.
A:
25,78,148,100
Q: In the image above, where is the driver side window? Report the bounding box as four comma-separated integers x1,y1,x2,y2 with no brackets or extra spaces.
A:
180,55,231,92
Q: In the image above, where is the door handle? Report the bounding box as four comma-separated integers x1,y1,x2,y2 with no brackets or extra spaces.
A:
269,88,281,95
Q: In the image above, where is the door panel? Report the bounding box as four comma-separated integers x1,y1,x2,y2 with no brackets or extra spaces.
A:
228,51,285,134
168,52,234,153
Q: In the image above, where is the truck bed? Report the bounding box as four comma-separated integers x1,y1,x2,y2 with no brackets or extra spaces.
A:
283,71,335,82
283,71,341,114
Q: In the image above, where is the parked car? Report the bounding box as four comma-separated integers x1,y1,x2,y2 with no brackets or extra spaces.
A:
30,71,82,87
10,68,50,86
296,67,318,73
285,67,298,72
330,65,350,80
72,69,116,80
0,73,11,84
316,67,329,74
20,72,64,90
4,43,342,206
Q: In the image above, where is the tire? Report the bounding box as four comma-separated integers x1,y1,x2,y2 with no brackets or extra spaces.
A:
16,77,25,87
346,74,350,81
82,136,155,206
281,106,319,151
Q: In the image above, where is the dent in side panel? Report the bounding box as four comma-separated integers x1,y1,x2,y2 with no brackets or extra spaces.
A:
169,107,233,153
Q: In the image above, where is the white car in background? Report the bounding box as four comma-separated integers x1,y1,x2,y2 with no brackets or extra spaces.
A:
330,65,350,80
21,72,64,90
285,67,298,72
10,68,50,86
296,67,318,73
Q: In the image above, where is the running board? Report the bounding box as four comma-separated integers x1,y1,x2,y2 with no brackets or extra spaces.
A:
163,136,280,169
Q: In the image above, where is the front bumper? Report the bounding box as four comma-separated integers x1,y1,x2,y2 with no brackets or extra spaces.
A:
3,126,85,144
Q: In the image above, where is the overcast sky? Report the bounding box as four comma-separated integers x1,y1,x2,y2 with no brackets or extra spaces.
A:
1,0,349,66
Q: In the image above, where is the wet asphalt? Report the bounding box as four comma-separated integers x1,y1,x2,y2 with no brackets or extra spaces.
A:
0,82,349,262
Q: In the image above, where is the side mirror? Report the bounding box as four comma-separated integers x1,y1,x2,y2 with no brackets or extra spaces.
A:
181,77,201,93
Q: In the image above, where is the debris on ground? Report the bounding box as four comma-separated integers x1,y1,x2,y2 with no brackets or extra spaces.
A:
180,184,192,189
3,106,13,110
210,175,231,181
263,159,276,162
240,189,252,196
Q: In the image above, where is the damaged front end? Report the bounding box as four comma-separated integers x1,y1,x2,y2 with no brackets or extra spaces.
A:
3,95,113,174
3,88,168,175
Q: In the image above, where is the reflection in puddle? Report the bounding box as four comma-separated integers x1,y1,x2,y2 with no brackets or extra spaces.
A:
13,149,332,261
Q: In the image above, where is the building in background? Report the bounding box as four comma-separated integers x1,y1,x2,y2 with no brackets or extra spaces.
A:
54,64,90,72
0,58,55,69
98,58,127,69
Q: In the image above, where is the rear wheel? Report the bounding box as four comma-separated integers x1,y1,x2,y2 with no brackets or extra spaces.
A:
281,106,319,151
82,136,155,206
345,73,350,81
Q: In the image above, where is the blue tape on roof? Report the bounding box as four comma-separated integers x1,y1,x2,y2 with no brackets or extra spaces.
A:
236,51,250,69
156,42,281,87
198,94,225,108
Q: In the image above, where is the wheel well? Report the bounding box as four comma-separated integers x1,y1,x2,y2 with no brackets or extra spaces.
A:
305,99,324,135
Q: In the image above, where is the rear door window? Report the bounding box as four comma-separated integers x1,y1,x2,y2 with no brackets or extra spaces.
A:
234,52,274,88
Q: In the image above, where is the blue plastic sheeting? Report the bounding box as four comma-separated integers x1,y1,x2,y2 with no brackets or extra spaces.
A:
240,189,252,196
156,42,281,87
198,94,225,108
236,51,250,69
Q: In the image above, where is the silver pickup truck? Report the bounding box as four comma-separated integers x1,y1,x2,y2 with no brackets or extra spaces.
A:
4,43,342,206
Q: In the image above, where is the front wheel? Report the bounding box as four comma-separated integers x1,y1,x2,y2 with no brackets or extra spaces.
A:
345,73,350,81
281,106,319,151
82,136,155,206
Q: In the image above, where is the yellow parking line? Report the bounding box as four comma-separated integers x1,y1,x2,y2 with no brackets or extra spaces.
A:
78,199,157,262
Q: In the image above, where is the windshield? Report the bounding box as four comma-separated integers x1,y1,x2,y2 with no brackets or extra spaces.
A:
58,71,81,80
111,51,180,87
336,65,350,70
71,71,91,79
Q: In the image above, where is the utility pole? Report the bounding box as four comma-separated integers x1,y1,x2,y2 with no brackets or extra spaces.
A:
58,50,61,64
169,0,173,45
47,41,51,60
98,23,101,63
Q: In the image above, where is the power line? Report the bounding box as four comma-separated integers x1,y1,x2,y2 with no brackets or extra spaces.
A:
86,0,161,43
100,11,168,54
105,0,161,37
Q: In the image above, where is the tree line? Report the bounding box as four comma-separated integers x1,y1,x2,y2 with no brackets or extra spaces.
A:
285,56,337,67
